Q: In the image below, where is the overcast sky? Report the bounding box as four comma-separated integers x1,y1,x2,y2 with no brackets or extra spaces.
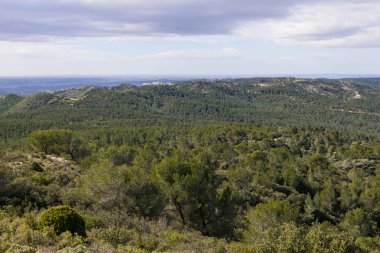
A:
1,0,380,76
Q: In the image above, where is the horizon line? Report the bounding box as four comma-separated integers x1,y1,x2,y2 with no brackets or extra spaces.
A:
1,74,380,79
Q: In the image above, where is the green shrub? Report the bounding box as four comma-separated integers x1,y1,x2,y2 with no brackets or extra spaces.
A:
355,236,380,253
39,206,86,237
244,200,299,242
305,222,354,253
226,242,256,253
4,244,36,253
89,226,136,246
57,245,91,253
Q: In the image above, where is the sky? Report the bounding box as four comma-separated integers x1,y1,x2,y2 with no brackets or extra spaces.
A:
1,0,380,76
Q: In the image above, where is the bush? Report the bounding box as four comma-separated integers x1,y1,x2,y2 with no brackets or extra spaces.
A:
39,206,86,237
57,245,91,253
226,242,255,253
4,244,36,253
305,222,354,253
355,236,380,252
244,200,299,241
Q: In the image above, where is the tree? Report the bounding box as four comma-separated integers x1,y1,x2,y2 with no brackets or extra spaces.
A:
0,165,14,205
340,208,377,238
313,179,336,212
28,129,86,161
125,166,167,218
360,169,380,212
155,156,192,226
276,223,306,253
186,152,219,236
81,161,127,209
340,169,365,210
244,200,299,241
81,161,166,218
155,151,236,237
305,222,354,253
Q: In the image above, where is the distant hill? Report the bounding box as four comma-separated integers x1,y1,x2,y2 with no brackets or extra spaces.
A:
1,77,380,141
349,78,380,89
0,76,202,96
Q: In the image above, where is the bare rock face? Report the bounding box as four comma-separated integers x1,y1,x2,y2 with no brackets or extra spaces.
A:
338,159,376,176
4,152,81,178
53,86,98,101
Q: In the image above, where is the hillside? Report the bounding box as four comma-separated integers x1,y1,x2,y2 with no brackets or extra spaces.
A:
1,123,380,252
1,78,380,144
1,78,380,252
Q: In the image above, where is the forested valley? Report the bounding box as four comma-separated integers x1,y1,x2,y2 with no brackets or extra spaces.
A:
0,78,380,252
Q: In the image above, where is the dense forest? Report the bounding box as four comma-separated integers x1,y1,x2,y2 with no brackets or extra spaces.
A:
0,78,380,252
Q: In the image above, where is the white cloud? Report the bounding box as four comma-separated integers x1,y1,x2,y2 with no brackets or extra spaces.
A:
143,48,241,59
277,56,296,62
1,0,380,49
0,42,103,59
236,1,380,47
0,0,298,41
87,21,150,33
14,48,33,56
0,41,119,75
